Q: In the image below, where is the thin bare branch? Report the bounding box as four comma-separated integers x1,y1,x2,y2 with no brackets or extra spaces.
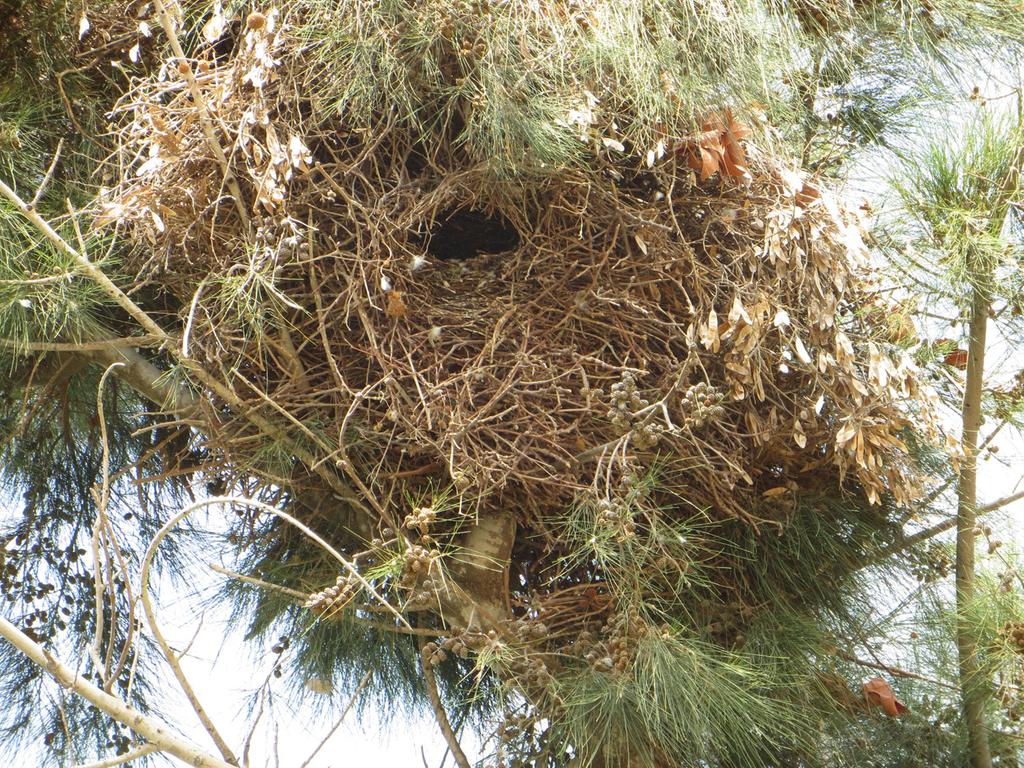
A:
71,743,158,768
208,563,309,600
0,615,234,768
299,670,373,768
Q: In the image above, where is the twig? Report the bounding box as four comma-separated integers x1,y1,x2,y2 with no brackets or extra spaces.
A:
182,280,207,358
209,563,308,600
139,521,241,766
142,495,410,763
241,680,267,768
299,669,373,768
144,498,410,639
834,649,957,691
90,363,123,685
71,742,158,768
30,138,64,209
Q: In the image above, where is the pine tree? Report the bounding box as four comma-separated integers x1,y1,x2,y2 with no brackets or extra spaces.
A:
888,108,1024,768
1,2,1024,766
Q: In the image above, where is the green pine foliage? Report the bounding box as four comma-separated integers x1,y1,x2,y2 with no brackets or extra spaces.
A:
288,0,1024,177
551,634,809,767
294,0,796,175
891,109,1024,305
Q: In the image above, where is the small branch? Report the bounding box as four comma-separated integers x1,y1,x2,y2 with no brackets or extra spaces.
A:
0,615,234,768
871,487,1024,561
347,615,442,637
979,417,1011,452
419,637,471,768
147,497,409,633
2,176,370,527
834,650,957,690
0,178,171,343
210,564,440,634
898,475,954,525
980,487,1024,516
72,743,158,768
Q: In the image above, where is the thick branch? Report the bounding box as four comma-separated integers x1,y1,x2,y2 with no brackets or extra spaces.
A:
0,334,163,352
449,511,516,628
88,345,199,414
419,637,471,768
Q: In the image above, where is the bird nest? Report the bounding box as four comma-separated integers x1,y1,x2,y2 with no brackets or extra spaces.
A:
97,7,940,630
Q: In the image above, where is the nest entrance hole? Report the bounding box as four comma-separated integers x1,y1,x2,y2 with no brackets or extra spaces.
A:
426,208,520,261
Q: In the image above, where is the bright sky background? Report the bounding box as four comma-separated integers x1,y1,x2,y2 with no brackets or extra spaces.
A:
156,567,482,768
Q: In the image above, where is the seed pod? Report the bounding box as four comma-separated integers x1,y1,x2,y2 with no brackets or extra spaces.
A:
246,11,267,30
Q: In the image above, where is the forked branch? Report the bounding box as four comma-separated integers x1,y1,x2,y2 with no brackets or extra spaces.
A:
0,616,234,768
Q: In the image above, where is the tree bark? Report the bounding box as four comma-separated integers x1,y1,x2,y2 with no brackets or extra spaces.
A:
89,345,199,413
952,121,1023,768
956,280,993,768
449,511,516,629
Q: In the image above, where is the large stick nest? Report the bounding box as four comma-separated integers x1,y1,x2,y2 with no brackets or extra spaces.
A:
70,4,955,757
91,6,948,687
103,7,935,517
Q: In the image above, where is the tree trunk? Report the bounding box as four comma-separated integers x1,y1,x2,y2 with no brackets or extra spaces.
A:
956,280,993,768
449,511,516,629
